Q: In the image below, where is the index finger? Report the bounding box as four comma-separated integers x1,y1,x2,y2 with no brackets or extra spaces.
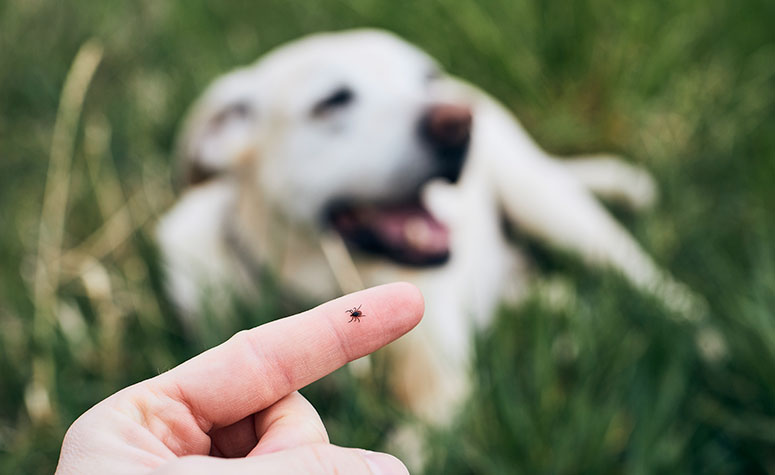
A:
154,282,423,430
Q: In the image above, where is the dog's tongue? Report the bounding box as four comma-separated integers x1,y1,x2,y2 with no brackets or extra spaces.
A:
331,202,450,263
367,205,449,255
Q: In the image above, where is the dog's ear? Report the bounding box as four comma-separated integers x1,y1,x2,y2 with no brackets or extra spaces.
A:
176,69,259,187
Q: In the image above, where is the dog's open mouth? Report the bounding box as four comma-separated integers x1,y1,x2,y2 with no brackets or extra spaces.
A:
328,200,449,267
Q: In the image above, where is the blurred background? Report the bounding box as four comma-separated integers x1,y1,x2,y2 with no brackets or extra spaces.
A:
1,0,774,473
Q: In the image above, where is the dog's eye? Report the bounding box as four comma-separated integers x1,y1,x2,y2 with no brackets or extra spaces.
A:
211,101,253,128
426,68,443,83
312,87,354,117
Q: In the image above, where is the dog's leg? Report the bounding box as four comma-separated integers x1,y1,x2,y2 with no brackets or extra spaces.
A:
471,97,705,319
560,155,658,211
156,180,248,323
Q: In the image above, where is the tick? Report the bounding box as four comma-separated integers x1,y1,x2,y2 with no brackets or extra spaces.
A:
346,305,364,323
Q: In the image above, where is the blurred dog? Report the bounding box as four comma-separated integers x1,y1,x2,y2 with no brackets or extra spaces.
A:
157,29,699,425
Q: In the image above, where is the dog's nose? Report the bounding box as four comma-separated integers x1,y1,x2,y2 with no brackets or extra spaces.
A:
420,104,472,149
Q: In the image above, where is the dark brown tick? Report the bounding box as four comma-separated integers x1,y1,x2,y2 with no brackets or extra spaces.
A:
346,305,364,323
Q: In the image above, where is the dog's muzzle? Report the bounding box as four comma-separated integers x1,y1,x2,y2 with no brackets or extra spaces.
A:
326,104,472,267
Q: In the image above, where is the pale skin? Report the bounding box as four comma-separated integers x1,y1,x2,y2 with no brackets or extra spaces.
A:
56,282,424,474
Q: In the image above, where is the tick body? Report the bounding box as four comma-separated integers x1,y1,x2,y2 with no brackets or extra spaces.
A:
346,305,364,323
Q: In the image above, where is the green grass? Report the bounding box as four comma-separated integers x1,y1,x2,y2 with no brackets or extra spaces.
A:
1,0,774,473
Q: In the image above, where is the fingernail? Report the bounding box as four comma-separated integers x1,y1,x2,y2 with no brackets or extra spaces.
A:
362,450,409,475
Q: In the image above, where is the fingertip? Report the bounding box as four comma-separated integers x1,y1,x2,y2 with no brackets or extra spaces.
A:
367,282,424,335
392,281,425,329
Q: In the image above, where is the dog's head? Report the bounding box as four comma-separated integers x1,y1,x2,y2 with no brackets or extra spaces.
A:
178,29,472,266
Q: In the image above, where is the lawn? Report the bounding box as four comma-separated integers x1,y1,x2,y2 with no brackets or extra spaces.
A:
1,0,774,473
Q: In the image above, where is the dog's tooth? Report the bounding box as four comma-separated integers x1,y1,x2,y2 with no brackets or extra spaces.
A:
405,217,432,249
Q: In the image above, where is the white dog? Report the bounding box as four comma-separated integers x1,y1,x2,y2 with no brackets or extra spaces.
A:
157,29,701,426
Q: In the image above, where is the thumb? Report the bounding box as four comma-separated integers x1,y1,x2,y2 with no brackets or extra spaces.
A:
154,444,409,475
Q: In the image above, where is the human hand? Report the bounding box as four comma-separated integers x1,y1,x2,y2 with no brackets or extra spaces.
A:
56,282,423,474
